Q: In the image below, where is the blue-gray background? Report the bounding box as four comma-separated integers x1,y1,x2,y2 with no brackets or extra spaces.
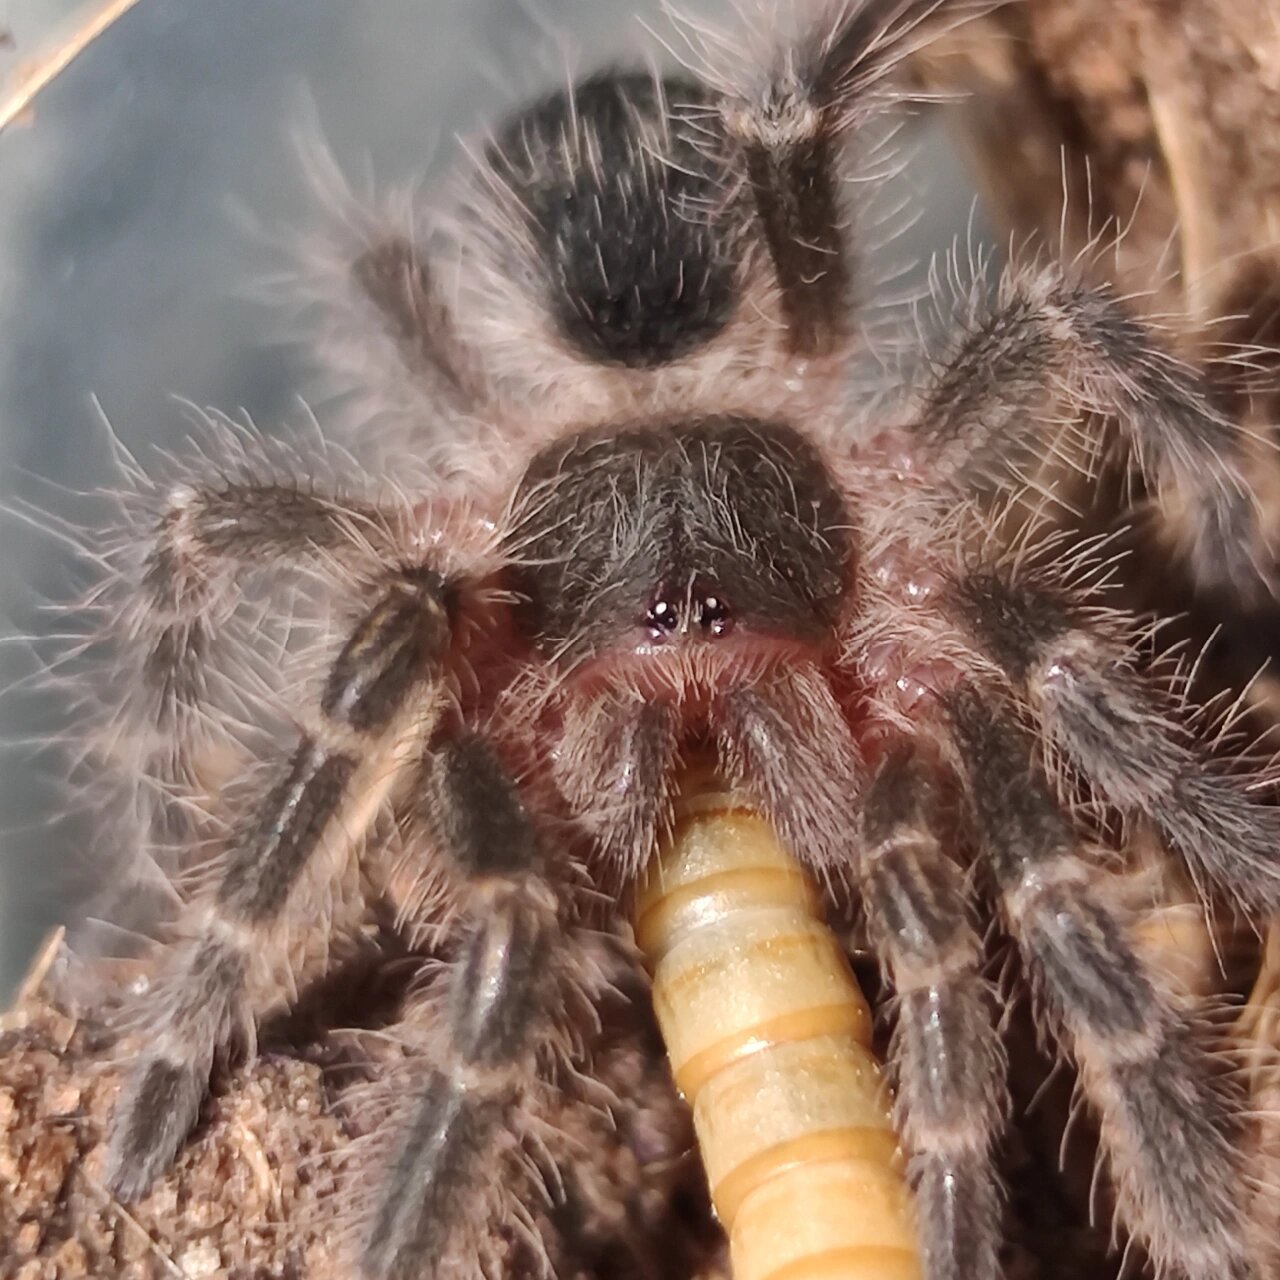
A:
0,0,983,998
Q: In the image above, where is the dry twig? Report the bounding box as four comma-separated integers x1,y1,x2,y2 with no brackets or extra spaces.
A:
0,0,149,136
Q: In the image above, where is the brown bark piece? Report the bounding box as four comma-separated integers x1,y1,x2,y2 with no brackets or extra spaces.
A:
926,0,1280,323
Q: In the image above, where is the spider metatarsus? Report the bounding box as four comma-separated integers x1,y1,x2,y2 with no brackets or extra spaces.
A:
84,1,1280,1278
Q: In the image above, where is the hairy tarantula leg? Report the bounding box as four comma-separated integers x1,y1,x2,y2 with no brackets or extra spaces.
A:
137,480,400,734
945,684,1259,1280
915,263,1273,602
364,735,567,1280
716,666,863,876
351,236,479,407
104,568,449,1200
720,0,947,355
948,568,1280,913
861,744,1007,1280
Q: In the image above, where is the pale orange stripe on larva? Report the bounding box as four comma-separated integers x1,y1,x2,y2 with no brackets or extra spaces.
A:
634,781,922,1280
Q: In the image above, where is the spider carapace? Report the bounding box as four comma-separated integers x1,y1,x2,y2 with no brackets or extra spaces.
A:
79,3,1280,1279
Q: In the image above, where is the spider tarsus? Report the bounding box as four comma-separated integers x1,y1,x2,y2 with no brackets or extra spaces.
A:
104,1057,208,1203
105,935,248,1201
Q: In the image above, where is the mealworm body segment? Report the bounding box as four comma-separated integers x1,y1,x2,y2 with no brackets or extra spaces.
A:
634,781,922,1280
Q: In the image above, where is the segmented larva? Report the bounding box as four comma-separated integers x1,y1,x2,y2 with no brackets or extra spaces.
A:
634,776,922,1280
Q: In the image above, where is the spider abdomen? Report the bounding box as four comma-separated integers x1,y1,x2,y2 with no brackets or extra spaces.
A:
488,72,742,369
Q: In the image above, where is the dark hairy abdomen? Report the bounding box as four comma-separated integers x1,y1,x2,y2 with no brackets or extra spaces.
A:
488,72,742,368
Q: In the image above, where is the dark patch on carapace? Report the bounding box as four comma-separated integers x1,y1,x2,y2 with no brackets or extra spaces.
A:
489,71,741,368
506,416,853,664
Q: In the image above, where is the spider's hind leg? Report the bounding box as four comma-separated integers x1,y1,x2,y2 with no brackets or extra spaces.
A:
718,0,946,355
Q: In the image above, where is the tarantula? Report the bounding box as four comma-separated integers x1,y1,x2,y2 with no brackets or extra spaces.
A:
82,1,1280,1277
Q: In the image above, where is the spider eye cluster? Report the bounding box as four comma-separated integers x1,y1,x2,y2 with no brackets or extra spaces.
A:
647,598,679,633
645,582,734,640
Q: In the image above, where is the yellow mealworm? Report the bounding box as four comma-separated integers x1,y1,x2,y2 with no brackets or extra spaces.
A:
634,777,922,1280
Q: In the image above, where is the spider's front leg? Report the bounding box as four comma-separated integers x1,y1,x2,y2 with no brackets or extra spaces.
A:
360,734,583,1280
112,473,412,872
944,683,1259,1279
719,0,957,357
104,561,450,1199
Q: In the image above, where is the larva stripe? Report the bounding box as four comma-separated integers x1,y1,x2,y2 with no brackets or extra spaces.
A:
633,864,818,958
711,1126,902,1225
635,787,922,1280
763,1247,922,1280
673,1002,872,1098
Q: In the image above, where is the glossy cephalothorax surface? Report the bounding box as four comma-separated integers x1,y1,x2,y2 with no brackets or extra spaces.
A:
84,3,1280,1279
